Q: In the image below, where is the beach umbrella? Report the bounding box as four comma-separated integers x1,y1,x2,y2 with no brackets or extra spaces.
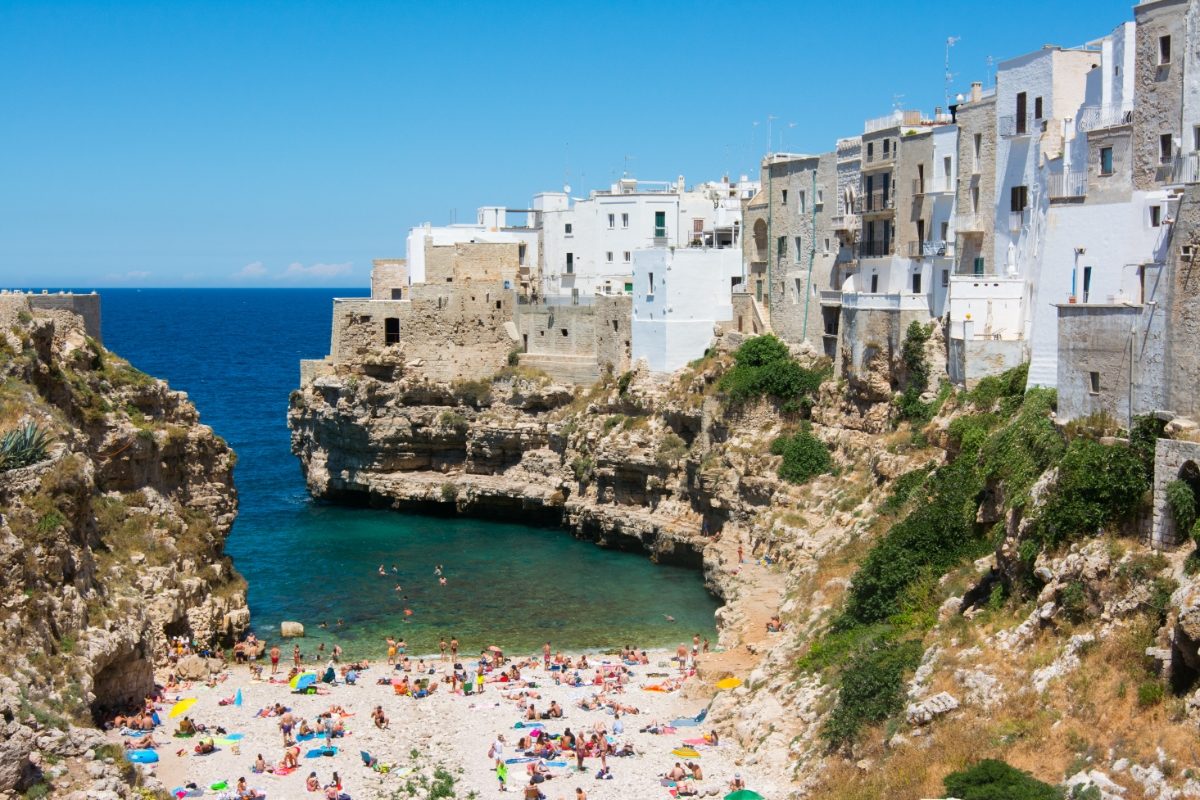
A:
168,698,197,718
716,677,743,690
488,645,503,653
234,689,243,707
294,673,317,692
724,791,764,800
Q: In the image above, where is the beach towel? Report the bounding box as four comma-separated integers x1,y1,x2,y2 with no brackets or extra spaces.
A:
297,732,320,742
505,757,536,764
306,746,338,758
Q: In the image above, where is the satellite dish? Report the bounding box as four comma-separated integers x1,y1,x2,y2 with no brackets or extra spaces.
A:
563,184,571,194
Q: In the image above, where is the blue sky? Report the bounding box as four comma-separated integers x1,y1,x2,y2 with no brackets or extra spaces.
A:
0,0,1133,288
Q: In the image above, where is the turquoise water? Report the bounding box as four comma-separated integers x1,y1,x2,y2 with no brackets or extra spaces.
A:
98,289,718,658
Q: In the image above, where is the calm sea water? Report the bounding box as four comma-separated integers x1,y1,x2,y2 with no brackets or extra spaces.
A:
97,289,717,658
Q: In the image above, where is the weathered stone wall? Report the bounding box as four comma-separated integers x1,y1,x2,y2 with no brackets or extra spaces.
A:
948,337,1026,389
514,295,632,384
1086,125,1135,204
1165,184,1200,417
839,306,926,389
517,303,599,359
898,130,933,257
956,96,997,275
595,294,632,374
1133,0,1187,190
426,241,520,285
1153,437,1200,547
371,259,408,300
23,293,103,343
1056,303,1167,423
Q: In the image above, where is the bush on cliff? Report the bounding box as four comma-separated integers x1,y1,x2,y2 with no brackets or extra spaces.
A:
820,638,922,748
770,428,832,485
719,335,826,410
943,759,1061,800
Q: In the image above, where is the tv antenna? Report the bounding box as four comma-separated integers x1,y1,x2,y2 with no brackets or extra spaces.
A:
945,36,961,110
623,154,636,177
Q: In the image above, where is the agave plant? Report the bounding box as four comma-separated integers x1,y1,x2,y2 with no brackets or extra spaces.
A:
0,422,52,471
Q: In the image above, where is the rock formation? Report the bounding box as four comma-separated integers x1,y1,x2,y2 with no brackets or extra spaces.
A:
0,300,247,798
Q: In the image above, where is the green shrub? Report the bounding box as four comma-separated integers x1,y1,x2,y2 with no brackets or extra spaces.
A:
943,759,1061,800
770,429,832,484
896,322,933,422
718,335,826,406
570,456,594,483
967,363,1030,411
439,483,458,503
821,638,922,747
616,371,633,395
1166,479,1199,542
452,379,493,408
880,465,934,515
1033,438,1150,549
1137,680,1165,707
656,432,688,467
1060,581,1088,623
439,411,469,433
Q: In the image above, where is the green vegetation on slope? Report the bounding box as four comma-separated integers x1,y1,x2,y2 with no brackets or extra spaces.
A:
718,334,827,413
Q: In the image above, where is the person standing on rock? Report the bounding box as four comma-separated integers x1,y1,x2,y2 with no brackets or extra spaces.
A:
269,645,280,675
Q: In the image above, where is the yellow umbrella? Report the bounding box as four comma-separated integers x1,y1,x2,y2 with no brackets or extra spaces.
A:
169,698,197,718
716,677,742,690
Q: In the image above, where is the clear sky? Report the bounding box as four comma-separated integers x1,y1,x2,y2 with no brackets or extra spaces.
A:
0,0,1134,288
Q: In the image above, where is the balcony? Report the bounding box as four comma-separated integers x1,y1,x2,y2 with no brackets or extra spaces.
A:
1048,171,1087,200
1077,105,1132,133
956,212,985,233
912,177,954,196
856,241,894,259
908,240,956,259
863,149,897,167
819,290,843,306
999,113,1043,138
841,292,930,311
1166,152,1200,184
862,189,894,213
1008,209,1030,232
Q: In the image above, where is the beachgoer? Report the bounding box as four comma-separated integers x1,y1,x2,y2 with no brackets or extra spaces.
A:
439,638,448,661
269,646,280,675
450,637,459,660
253,753,267,774
489,734,505,768
703,638,710,653
306,772,320,792
292,644,301,668
543,641,551,669
729,773,746,791
496,761,508,793
687,761,703,780
387,637,397,665
575,787,587,800
737,544,744,563
378,564,385,576
282,745,300,769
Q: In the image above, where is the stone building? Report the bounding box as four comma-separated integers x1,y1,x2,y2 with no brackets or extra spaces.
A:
741,151,841,351
514,295,632,384
404,206,540,297
0,290,102,342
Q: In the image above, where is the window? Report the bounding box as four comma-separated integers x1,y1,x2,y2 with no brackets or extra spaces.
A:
971,185,980,214
565,222,573,235
1011,185,1029,212
795,236,804,257
623,251,631,263
560,328,568,337
606,251,614,263
384,317,400,344
1100,146,1114,176
1159,35,1172,65
390,288,403,299
781,189,788,205
867,142,874,161
941,270,949,287
607,213,615,229
1034,96,1043,120
941,221,949,241
1089,371,1101,395
799,191,807,214
624,281,633,293
943,155,952,183
565,253,574,274
518,243,526,266
793,278,803,302
912,272,922,294
973,256,985,275
1161,133,1174,164
973,133,982,170
1194,126,1200,152
870,273,879,293
1016,92,1028,134
654,210,666,237
612,320,618,332
816,188,824,206
777,236,787,260
648,272,655,294
1151,205,1162,227
621,213,629,228
883,138,890,155
824,237,830,254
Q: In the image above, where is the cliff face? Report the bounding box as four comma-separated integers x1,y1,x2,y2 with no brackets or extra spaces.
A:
0,302,247,797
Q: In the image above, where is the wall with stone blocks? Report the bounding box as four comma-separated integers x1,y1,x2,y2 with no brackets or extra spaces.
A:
371,259,408,300
24,293,103,342
1152,438,1200,547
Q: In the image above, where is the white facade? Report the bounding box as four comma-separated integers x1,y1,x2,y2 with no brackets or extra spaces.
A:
631,246,742,373
539,177,756,299
405,208,540,286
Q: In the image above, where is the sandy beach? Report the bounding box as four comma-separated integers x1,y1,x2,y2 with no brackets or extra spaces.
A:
114,648,763,800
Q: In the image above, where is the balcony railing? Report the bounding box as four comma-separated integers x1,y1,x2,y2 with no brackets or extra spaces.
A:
999,113,1043,138
1167,152,1200,185
956,212,985,233
856,241,894,258
863,148,896,166
1008,209,1029,232
841,292,930,311
912,177,953,196
1077,105,1132,132
1048,171,1087,199
908,240,956,259
862,189,894,212
819,290,843,306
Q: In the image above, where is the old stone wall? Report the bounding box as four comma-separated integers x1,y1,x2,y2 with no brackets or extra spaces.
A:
1166,184,1200,417
595,294,632,374
24,293,103,342
956,96,997,275
517,302,600,358
1133,0,1187,190
426,241,520,285
1153,438,1200,547
1056,303,1166,423
895,130,930,257
514,295,632,384
948,337,1026,389
1086,125,1135,204
371,259,408,299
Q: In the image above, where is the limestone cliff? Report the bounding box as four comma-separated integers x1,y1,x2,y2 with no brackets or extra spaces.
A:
0,301,247,798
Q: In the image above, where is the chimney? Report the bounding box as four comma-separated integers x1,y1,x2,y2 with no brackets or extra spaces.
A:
971,81,982,103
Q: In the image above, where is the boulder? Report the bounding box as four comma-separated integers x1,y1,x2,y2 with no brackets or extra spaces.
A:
906,691,959,725
280,621,305,638
175,654,210,681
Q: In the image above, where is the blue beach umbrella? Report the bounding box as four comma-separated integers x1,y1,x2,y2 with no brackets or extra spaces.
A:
294,673,317,691
234,688,243,707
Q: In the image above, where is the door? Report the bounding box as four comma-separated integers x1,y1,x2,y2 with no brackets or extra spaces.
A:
1016,92,1027,134
1083,266,1092,302
654,211,666,238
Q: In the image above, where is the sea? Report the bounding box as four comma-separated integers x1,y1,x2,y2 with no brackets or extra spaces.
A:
97,289,718,659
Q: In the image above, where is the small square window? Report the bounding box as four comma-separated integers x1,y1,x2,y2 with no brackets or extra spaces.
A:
1088,371,1100,395
560,328,568,337
1099,147,1114,176
565,223,573,235
1159,35,1172,65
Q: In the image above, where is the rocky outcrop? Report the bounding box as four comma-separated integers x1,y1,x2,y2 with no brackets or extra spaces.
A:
0,302,247,798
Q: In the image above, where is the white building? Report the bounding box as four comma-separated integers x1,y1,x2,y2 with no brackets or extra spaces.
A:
631,246,743,374
405,207,540,290
537,176,756,299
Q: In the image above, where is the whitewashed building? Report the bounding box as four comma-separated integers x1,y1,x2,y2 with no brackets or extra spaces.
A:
631,245,743,374
405,207,541,293
537,176,756,299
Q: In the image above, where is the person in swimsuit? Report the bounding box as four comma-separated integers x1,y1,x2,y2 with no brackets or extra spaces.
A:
269,646,280,675
293,644,301,668
439,638,448,661
450,637,459,660
387,637,397,665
